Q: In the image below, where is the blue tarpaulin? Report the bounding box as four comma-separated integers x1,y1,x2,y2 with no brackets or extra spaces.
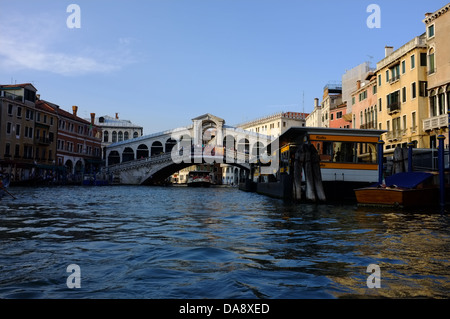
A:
381,172,434,189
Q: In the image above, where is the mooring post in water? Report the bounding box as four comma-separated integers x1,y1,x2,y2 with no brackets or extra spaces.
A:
408,142,414,172
377,140,384,185
438,135,445,209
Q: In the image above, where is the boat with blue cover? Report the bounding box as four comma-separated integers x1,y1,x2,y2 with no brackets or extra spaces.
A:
354,171,440,208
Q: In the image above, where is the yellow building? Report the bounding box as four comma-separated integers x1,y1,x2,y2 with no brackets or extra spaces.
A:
422,3,450,147
376,34,429,150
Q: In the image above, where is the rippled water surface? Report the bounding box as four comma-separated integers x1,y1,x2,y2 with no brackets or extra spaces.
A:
0,185,449,299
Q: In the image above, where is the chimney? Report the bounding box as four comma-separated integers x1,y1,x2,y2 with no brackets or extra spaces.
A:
314,98,319,108
356,80,361,90
72,105,78,116
385,46,394,57
90,113,95,126
115,113,119,119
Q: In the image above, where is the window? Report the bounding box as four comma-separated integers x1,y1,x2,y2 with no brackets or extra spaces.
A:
379,98,382,112
386,70,390,82
112,131,117,143
402,87,407,103
428,24,435,38
7,104,13,115
387,91,400,112
378,74,382,86
419,81,428,97
352,97,355,105
387,120,390,132
403,115,407,132
6,122,12,134
103,131,109,142
401,60,406,74
420,53,427,67
17,106,22,118
411,54,415,69
359,90,367,101
5,143,11,156
390,64,400,82
412,112,417,131
373,85,377,95
15,124,21,137
428,50,435,74
25,109,33,120
412,82,417,99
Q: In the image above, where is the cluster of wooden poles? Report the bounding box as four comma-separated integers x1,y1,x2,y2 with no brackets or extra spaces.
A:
292,143,326,203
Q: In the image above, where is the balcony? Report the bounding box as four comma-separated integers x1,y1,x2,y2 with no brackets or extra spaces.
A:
388,102,401,114
36,137,51,145
386,129,406,142
0,91,23,102
360,122,377,130
423,114,448,131
389,74,400,84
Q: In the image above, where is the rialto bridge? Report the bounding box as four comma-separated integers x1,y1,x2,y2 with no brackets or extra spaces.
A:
104,114,278,185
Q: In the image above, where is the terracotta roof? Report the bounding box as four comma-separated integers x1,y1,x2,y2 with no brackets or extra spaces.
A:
35,100,58,114
39,99,92,125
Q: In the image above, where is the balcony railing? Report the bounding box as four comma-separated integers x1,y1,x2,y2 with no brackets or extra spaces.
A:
389,74,400,83
360,122,377,130
423,114,448,131
388,102,401,114
0,91,23,102
386,129,407,141
36,137,51,145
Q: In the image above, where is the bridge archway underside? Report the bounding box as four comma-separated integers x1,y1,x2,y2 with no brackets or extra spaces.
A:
107,153,253,185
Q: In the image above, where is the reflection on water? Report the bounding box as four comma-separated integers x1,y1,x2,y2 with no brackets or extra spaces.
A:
0,186,448,299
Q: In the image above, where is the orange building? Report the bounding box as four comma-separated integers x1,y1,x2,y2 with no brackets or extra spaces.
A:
350,72,378,131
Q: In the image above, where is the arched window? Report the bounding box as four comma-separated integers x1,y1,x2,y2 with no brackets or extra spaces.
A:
112,131,117,143
151,141,163,157
133,131,139,138
118,131,123,142
428,47,435,75
103,130,109,143
124,131,129,140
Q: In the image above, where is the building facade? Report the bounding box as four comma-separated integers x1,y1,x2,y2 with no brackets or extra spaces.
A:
91,114,143,159
49,102,103,182
350,73,378,130
0,83,39,184
305,98,322,127
342,62,375,115
329,102,351,129
320,83,342,128
422,4,450,147
376,34,429,150
237,111,308,137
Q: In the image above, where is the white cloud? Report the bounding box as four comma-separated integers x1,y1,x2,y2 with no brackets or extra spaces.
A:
0,14,135,76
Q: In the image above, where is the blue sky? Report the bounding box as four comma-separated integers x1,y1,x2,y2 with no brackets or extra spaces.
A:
0,0,447,133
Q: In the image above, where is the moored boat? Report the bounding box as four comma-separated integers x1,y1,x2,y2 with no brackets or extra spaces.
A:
354,172,440,208
187,171,212,187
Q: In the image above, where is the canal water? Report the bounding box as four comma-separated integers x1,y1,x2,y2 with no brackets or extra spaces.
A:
0,185,448,299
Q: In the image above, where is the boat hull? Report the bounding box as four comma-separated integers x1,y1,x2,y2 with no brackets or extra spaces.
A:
355,187,439,207
187,181,211,188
